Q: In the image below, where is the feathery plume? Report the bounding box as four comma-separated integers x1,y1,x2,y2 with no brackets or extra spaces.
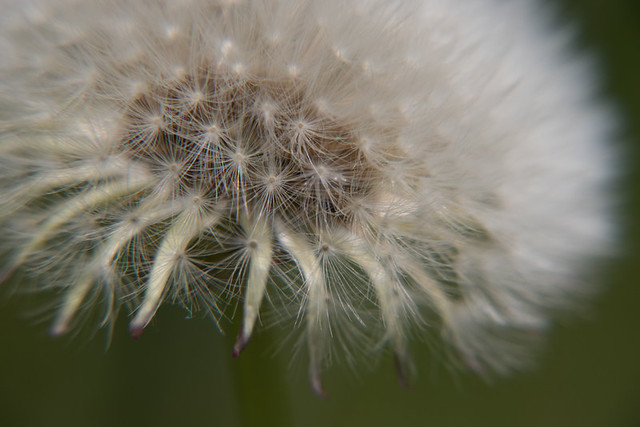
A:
0,0,616,395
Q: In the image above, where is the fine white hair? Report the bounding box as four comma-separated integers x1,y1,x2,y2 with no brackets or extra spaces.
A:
0,0,617,395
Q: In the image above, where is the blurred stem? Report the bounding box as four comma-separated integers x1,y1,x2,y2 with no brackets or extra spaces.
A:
227,328,293,427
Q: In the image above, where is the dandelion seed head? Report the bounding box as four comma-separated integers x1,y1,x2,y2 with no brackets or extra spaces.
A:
0,0,617,395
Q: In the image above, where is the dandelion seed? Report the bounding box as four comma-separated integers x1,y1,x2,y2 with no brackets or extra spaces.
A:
0,0,617,395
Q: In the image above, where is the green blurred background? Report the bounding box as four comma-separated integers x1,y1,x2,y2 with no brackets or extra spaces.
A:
1,1,639,426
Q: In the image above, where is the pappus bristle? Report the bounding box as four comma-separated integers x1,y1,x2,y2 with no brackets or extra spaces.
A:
0,0,618,396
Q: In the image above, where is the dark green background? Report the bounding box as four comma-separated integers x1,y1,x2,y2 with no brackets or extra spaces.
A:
1,1,639,426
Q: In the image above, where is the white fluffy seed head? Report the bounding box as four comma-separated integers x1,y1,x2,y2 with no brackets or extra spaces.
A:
0,0,617,394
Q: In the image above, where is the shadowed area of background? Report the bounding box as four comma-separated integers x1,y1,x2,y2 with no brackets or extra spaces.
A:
1,1,639,426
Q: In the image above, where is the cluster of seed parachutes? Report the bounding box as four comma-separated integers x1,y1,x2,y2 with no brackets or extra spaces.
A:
0,0,478,396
